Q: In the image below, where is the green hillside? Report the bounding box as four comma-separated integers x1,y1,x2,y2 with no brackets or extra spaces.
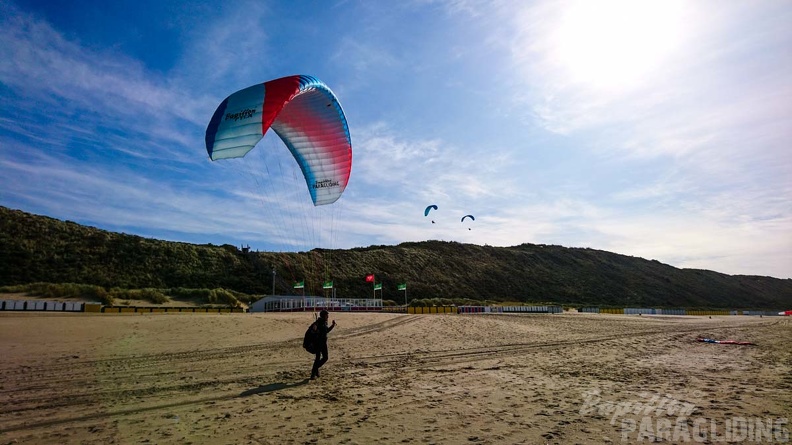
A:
1,206,790,309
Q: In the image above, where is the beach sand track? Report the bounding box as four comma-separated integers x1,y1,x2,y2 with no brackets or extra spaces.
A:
0,313,788,444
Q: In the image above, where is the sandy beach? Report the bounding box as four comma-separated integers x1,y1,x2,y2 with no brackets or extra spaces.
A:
0,311,789,444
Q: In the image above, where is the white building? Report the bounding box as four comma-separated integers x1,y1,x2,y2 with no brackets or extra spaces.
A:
249,295,382,313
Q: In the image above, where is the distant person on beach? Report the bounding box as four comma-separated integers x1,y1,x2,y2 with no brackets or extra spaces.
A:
310,310,336,380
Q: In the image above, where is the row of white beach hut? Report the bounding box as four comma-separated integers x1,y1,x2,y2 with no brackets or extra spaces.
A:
579,307,783,316
1,300,85,311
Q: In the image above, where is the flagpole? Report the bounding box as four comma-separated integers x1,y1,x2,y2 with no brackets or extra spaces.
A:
294,280,305,311
365,274,377,308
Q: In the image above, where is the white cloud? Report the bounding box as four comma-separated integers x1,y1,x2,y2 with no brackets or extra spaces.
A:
173,1,273,92
0,5,215,169
0,10,209,123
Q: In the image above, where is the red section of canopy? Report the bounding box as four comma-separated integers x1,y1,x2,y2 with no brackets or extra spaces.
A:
261,76,302,135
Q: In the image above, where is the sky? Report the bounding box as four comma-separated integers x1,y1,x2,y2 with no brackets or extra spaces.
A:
1,0,790,279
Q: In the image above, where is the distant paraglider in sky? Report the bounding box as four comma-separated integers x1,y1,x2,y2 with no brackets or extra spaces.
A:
205,75,352,206
425,204,438,223
461,214,475,230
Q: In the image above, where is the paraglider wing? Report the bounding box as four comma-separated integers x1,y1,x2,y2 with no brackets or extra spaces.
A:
424,205,438,217
205,75,352,206
461,214,475,222
697,337,755,346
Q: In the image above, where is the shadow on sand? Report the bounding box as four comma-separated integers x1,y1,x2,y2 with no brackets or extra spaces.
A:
239,379,310,397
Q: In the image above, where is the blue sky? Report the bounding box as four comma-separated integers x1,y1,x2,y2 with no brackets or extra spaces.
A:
1,0,790,279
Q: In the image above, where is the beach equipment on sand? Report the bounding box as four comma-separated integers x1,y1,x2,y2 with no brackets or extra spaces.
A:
696,337,755,346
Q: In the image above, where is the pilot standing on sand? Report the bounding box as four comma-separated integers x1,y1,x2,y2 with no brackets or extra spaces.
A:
311,310,336,380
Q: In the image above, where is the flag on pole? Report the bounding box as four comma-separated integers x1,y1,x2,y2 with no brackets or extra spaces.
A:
293,280,304,289
365,274,375,283
373,283,382,290
323,281,334,289
397,283,407,291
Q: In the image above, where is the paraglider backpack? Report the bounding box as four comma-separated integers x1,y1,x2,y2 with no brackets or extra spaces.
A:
303,322,319,354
